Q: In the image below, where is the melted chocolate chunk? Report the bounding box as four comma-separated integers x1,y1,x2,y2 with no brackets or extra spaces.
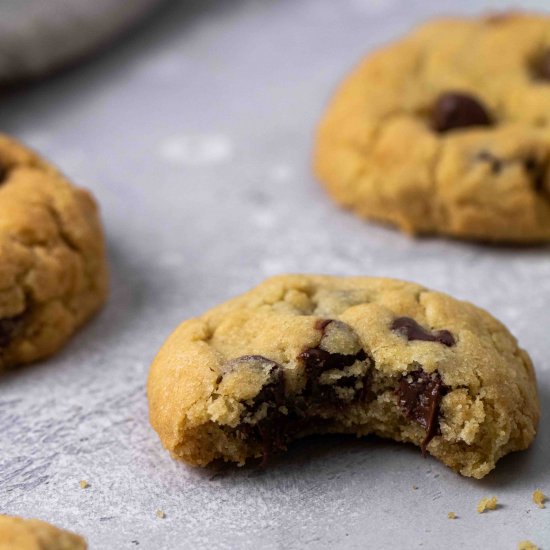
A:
0,314,24,347
253,364,285,408
300,347,364,373
432,92,493,133
391,317,455,347
228,356,287,465
534,49,550,81
523,157,547,192
396,369,447,455
230,323,373,464
299,347,370,405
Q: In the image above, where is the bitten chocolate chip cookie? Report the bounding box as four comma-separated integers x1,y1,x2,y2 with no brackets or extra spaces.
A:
314,13,550,242
0,134,107,370
0,514,86,549
147,275,539,479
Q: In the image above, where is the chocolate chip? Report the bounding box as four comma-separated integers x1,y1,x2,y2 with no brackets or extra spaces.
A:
432,92,493,133
533,49,550,81
391,317,455,347
476,150,503,175
396,369,447,455
300,347,363,373
227,356,287,464
523,157,547,192
0,313,24,347
299,346,371,407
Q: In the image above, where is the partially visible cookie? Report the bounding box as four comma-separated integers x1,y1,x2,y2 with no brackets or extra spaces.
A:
0,134,108,370
314,13,550,242
147,275,539,479
0,515,86,550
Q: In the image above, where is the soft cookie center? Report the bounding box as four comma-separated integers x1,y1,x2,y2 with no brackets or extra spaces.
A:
211,317,454,463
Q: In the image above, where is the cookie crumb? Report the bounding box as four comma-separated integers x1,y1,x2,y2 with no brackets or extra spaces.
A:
447,512,457,519
412,485,418,490
155,510,165,519
79,480,90,489
532,489,546,509
477,496,498,513
518,541,538,550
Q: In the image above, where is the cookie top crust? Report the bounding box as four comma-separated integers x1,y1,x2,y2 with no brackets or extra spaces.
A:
147,275,539,478
0,134,108,369
0,515,86,550
314,13,550,242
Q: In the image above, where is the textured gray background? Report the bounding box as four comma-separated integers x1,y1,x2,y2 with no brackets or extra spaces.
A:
1,0,549,548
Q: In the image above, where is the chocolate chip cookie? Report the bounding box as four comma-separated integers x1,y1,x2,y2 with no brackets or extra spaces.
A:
0,134,108,370
0,514,86,549
147,275,539,479
314,12,550,242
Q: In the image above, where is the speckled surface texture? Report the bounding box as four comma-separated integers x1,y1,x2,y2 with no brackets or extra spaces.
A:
0,0,549,548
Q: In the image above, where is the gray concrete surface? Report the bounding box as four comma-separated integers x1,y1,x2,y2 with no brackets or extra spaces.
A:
1,0,549,548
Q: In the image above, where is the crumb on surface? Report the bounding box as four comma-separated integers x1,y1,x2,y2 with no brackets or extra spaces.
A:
412,485,418,490
447,512,457,519
532,489,546,509
518,541,538,550
79,480,90,489
477,496,498,513
155,510,166,519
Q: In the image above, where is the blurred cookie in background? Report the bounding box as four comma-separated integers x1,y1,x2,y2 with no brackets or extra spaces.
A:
0,0,166,84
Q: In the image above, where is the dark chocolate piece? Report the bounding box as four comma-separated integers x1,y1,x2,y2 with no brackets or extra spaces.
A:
433,92,493,133
534,48,550,81
523,157,547,192
396,369,446,454
0,313,24,347
391,317,455,347
299,347,370,405
230,325,373,464
227,356,287,464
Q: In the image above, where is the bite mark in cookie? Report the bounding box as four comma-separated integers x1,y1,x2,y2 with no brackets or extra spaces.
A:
219,321,374,464
148,275,540,478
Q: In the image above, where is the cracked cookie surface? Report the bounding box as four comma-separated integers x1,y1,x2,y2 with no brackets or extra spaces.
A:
147,275,539,479
314,12,550,242
0,514,86,550
0,134,107,370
